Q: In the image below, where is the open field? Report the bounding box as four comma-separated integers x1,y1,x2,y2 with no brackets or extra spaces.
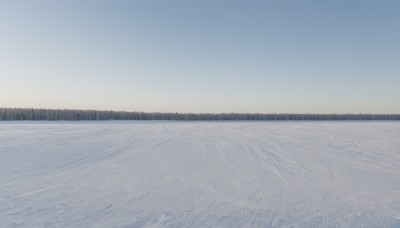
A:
1,121,399,227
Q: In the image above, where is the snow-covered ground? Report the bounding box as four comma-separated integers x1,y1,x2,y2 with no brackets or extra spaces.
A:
0,121,399,227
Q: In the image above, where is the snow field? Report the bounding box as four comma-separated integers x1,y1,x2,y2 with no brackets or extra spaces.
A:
0,121,399,227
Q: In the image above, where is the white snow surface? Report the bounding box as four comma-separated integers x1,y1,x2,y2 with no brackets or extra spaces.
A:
0,121,400,227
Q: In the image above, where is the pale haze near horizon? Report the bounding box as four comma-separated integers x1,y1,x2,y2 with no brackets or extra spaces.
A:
1,1,399,114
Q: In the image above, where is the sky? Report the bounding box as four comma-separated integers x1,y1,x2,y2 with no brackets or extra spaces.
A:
1,0,399,113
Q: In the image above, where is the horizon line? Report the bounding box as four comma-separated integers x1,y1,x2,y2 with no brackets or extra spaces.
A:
1,107,399,116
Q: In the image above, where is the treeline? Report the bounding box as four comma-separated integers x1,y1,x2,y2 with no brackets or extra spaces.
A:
1,108,399,121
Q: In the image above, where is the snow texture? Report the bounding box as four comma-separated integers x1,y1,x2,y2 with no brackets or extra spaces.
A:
1,121,400,227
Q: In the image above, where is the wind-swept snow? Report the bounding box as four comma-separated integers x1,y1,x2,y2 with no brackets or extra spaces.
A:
1,121,399,227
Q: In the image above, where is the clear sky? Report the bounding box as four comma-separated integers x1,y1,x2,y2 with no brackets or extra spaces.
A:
1,0,399,113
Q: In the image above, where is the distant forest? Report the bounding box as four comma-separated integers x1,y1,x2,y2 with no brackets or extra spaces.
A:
1,108,399,121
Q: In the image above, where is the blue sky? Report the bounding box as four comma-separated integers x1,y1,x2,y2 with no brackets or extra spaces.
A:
1,0,399,113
